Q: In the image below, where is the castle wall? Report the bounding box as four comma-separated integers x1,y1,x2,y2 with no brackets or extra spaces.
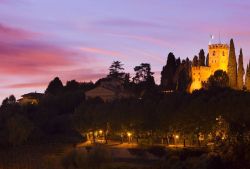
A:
190,66,212,92
190,43,229,92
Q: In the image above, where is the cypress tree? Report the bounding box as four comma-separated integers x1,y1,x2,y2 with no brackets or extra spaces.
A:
245,62,250,90
198,49,205,66
227,39,237,89
237,48,244,90
45,77,64,95
161,53,177,90
206,54,209,66
193,55,199,66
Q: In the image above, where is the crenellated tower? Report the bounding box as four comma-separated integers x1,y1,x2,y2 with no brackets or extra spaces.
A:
208,44,229,74
190,43,229,92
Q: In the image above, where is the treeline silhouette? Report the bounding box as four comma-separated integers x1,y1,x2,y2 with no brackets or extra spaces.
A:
0,56,250,168
0,57,249,145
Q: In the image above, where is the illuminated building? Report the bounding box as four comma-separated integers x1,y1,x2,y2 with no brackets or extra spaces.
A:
190,43,229,92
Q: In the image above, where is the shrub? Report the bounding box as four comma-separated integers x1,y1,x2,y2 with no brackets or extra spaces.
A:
147,146,167,158
62,145,111,169
127,148,147,158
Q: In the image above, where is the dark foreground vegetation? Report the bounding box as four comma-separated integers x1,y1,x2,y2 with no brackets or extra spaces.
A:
1,85,250,168
1,57,250,168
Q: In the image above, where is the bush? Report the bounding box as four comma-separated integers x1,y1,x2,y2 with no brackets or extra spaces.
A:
147,146,166,158
179,148,206,161
127,148,147,158
6,114,33,146
62,145,111,169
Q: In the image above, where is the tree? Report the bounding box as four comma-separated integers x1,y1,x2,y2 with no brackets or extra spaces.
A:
207,70,229,89
199,49,206,66
175,58,192,92
6,114,33,146
107,61,125,79
177,68,191,92
133,63,155,89
227,39,237,89
124,73,131,88
45,77,64,95
206,54,209,66
193,55,199,66
245,62,250,90
237,49,245,90
65,80,80,91
1,95,16,107
161,53,177,90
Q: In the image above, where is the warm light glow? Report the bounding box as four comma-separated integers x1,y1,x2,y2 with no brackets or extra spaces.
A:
175,135,179,139
99,130,103,134
190,43,229,92
127,132,132,137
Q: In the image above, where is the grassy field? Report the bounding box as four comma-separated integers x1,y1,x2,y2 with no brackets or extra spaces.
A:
0,143,210,169
0,144,73,169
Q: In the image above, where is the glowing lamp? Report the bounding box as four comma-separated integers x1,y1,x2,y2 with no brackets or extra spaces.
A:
99,130,103,134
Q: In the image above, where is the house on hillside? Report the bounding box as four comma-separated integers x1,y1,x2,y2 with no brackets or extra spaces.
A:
18,92,44,105
85,78,132,102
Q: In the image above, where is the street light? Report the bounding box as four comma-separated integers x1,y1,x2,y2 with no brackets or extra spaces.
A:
174,134,179,147
99,130,103,135
127,132,132,143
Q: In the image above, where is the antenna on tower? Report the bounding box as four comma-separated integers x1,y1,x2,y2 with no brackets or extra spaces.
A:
209,34,214,45
219,31,221,44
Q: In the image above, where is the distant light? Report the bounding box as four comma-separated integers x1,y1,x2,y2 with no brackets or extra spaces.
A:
99,130,103,134
127,132,132,137
175,135,179,139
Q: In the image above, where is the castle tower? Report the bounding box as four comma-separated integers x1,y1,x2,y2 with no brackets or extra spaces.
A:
208,44,229,74
190,43,229,92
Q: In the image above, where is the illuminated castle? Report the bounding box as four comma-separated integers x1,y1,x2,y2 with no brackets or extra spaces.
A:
190,43,229,92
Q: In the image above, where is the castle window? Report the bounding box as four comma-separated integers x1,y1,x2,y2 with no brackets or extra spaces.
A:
213,51,216,56
222,51,225,56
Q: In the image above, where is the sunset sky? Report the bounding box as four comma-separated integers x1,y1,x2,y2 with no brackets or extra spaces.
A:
0,0,250,101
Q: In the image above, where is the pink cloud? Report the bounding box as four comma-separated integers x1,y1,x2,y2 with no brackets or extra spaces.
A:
113,33,172,47
4,82,47,89
55,68,107,83
0,23,36,41
0,41,76,75
95,19,164,28
80,47,122,57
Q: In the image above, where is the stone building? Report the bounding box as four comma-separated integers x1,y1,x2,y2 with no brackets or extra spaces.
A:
18,92,44,105
190,43,229,92
85,78,132,102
